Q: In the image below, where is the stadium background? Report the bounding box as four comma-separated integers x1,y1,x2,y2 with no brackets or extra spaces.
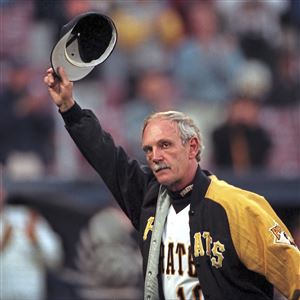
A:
1,1,299,299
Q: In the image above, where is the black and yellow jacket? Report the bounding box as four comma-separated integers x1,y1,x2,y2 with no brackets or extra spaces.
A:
62,103,300,300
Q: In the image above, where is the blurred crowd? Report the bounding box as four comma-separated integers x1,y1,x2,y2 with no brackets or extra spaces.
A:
1,2,299,299
0,181,142,300
1,0,300,179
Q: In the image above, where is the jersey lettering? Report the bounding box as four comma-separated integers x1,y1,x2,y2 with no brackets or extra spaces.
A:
166,242,175,275
160,242,197,277
162,205,202,300
177,284,203,300
193,231,226,268
211,241,225,268
194,232,205,257
188,246,197,277
202,231,212,256
176,243,186,275
143,216,154,241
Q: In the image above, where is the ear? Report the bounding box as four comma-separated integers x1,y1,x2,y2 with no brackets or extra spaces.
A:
188,137,199,160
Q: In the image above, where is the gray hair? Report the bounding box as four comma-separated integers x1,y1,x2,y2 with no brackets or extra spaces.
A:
142,111,204,162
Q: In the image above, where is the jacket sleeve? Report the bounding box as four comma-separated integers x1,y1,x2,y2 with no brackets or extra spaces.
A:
229,192,300,300
61,103,151,229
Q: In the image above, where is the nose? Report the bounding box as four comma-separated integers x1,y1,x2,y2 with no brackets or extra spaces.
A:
152,147,163,163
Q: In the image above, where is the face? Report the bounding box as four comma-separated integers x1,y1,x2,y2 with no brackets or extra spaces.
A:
142,118,199,191
229,99,259,126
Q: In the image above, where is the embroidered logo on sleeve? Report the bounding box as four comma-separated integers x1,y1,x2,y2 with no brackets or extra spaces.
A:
269,222,297,248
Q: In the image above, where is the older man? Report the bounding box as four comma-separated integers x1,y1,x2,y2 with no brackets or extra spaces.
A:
44,67,299,300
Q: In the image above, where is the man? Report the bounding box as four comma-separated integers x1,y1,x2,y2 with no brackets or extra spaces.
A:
211,95,272,173
0,188,63,300
44,67,300,300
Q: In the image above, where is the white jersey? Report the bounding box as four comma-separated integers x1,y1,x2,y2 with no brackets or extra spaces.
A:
162,204,204,300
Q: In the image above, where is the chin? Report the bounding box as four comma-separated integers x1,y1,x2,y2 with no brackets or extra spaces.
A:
155,174,177,187
155,173,171,185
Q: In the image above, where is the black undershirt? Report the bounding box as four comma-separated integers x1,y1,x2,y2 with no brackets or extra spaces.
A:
167,188,192,213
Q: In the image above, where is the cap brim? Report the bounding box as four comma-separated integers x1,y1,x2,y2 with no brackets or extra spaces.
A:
50,13,117,82
50,27,94,82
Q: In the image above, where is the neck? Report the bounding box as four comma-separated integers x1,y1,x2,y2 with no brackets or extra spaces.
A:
169,164,199,192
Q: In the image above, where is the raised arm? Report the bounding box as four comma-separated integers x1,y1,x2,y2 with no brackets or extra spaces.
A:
43,67,152,229
43,67,75,112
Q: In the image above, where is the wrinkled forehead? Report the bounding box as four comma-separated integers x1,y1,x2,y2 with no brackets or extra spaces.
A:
142,118,180,142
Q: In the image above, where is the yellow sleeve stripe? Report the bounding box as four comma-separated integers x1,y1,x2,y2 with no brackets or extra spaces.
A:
205,175,300,299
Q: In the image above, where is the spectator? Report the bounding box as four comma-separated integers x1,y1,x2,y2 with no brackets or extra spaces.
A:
211,95,272,173
172,1,245,103
0,58,55,171
233,59,272,101
73,206,142,300
0,192,63,300
260,105,300,176
102,0,183,104
0,0,34,60
267,47,300,107
122,70,179,159
217,0,289,72
109,0,173,74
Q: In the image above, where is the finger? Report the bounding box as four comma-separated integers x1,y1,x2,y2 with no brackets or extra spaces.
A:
47,68,58,83
44,73,56,88
48,73,54,85
43,76,49,85
57,67,69,85
45,70,53,81
44,75,52,86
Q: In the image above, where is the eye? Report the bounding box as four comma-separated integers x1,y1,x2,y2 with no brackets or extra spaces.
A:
143,146,152,154
161,141,170,149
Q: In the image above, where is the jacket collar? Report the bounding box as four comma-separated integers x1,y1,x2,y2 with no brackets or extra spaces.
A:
190,166,211,211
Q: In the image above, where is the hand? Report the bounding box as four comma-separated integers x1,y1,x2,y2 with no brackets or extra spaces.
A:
44,67,75,112
26,210,38,245
0,224,12,252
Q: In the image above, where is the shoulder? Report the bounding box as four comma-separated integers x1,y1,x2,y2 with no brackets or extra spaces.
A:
212,124,230,138
205,175,273,218
4,206,30,223
204,175,291,247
